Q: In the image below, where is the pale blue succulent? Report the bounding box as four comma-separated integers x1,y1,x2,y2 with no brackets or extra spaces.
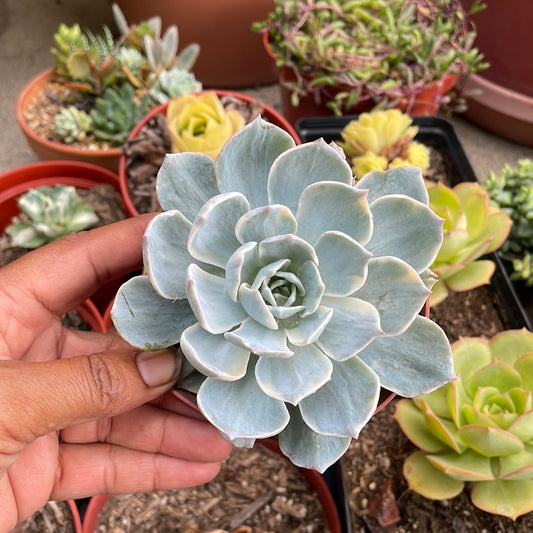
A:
111,117,454,472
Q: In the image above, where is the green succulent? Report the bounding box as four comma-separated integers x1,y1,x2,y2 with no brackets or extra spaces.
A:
148,68,203,105
90,84,151,146
484,159,533,286
54,105,93,144
394,328,533,520
111,117,453,472
51,21,123,96
7,185,99,249
427,180,512,306
50,3,200,98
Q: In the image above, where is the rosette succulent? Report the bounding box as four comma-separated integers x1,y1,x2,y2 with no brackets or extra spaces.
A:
166,92,245,159
337,110,430,179
7,185,99,248
111,117,453,472
394,329,533,520
427,180,512,306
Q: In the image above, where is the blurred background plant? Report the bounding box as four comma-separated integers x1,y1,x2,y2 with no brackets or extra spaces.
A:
426,180,512,306
6,185,98,248
394,328,533,520
336,109,430,177
483,159,533,287
253,0,488,115
47,3,201,147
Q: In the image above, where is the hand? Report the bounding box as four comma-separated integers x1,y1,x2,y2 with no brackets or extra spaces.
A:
0,215,232,532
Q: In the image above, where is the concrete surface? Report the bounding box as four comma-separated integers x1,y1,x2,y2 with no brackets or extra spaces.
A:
1,0,532,180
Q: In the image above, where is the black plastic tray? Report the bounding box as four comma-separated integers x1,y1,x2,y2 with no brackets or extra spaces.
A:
296,116,532,332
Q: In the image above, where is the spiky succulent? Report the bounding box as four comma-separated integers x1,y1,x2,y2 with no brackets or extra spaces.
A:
394,329,533,520
427,181,512,306
484,159,533,286
111,117,454,472
50,3,200,99
337,110,430,179
90,84,151,146
7,185,99,248
54,105,93,144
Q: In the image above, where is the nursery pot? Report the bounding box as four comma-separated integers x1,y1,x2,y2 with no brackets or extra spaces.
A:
0,160,126,313
115,0,278,88
16,69,123,172
263,33,458,127
81,438,342,533
118,90,301,217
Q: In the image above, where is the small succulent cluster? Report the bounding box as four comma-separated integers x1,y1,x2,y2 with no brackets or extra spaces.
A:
394,328,533,520
111,117,454,472
426,180,512,306
253,0,488,114
51,3,201,146
336,109,430,178
166,92,246,159
7,185,99,248
483,159,533,286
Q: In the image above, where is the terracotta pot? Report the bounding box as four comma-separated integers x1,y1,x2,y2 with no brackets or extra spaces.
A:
118,90,301,217
82,438,342,533
16,69,122,172
263,33,458,126
0,160,125,313
115,0,278,88
461,0,533,146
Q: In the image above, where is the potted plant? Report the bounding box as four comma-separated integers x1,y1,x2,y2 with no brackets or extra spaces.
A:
253,0,488,125
394,328,533,520
119,89,302,217
0,160,127,314
16,3,201,172
110,116,454,476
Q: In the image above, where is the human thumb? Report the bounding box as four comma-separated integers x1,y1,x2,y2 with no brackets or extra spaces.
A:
0,347,181,447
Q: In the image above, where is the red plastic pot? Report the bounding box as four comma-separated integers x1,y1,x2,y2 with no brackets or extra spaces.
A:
0,160,125,313
82,438,342,533
118,90,301,217
263,32,458,126
16,69,123,172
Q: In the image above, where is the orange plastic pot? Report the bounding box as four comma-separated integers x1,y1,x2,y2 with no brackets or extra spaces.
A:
16,69,123,172
118,90,301,217
0,160,125,313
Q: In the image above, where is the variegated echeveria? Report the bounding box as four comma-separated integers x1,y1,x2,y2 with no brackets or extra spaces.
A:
111,117,454,472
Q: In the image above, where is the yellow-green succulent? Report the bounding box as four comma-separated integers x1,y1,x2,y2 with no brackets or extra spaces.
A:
166,92,245,159
337,109,430,179
427,180,512,306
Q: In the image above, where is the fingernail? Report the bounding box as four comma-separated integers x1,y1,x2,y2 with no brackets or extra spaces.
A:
136,348,181,387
